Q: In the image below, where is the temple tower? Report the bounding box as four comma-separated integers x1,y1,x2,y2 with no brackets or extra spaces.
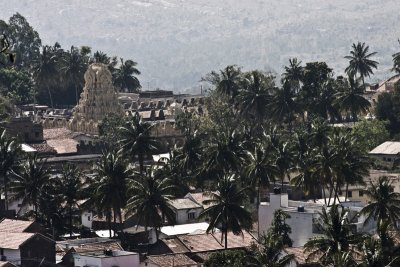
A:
69,63,123,135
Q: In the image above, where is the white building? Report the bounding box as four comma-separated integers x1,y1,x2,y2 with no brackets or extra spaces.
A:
259,190,374,247
74,250,139,267
168,198,203,224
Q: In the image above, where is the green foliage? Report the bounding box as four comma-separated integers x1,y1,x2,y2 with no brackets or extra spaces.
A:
10,154,50,219
98,113,126,145
351,119,390,152
0,68,34,104
268,209,292,247
345,42,379,88
249,233,294,267
375,90,400,136
0,13,41,69
126,167,176,234
204,249,247,267
199,174,253,249
0,95,14,121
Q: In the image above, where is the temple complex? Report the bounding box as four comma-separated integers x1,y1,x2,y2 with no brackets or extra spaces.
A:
68,63,123,135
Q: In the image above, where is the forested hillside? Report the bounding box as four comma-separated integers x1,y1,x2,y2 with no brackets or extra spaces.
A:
1,0,400,91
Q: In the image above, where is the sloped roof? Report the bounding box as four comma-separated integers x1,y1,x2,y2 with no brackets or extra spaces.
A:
177,231,255,252
0,219,35,233
0,232,34,249
147,254,197,267
169,198,202,210
0,261,18,267
185,192,215,209
160,238,189,254
369,141,400,155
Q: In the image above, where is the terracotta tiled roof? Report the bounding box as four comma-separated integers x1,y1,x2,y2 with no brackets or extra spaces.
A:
161,238,190,254
185,192,215,209
147,254,197,267
0,232,34,249
178,233,222,252
44,128,78,154
0,219,35,233
169,198,202,210
28,142,57,154
177,231,255,252
284,247,310,265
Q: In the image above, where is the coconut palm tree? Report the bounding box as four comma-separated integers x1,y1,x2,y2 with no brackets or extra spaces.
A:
345,42,378,89
85,150,130,236
32,45,60,108
249,233,294,267
334,75,371,122
118,114,160,174
202,130,246,181
10,154,50,219
269,82,300,130
392,41,400,74
335,133,369,199
126,167,176,239
175,130,203,177
304,204,360,265
291,131,320,202
360,176,400,230
56,164,82,237
113,58,141,92
60,46,87,104
358,235,400,267
202,65,242,100
236,71,276,125
282,58,303,88
274,140,295,190
199,174,253,249
0,130,20,212
244,144,278,203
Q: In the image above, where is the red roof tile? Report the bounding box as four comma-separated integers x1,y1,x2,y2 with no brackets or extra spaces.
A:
147,254,197,267
0,232,34,249
177,231,255,253
0,219,35,233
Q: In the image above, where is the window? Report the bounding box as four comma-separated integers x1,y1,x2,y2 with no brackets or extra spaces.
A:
88,216,91,221
359,190,364,197
348,191,353,198
188,212,195,220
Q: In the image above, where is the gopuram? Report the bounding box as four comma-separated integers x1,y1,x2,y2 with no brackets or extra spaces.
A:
69,63,123,135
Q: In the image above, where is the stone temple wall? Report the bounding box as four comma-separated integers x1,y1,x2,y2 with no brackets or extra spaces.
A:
69,63,123,135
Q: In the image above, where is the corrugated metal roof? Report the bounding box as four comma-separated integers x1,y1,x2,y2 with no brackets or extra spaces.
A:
369,141,400,155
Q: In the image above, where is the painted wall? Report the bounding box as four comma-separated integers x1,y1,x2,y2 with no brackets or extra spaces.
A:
74,253,139,267
2,249,20,265
175,207,203,225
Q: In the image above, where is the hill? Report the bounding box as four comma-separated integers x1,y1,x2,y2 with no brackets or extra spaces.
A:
1,0,400,92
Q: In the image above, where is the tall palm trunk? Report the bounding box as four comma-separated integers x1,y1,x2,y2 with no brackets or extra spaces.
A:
107,211,112,238
75,85,79,104
47,85,54,108
139,154,144,174
69,205,73,238
3,172,8,212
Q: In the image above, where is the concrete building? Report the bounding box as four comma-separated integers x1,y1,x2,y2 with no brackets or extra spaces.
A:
0,232,55,267
369,141,400,166
168,198,203,225
73,250,139,267
259,189,374,247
